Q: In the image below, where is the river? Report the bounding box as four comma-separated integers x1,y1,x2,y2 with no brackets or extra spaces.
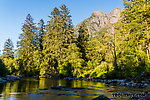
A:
0,78,149,100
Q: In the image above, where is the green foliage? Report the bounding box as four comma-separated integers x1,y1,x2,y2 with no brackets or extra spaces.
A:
1,39,15,75
84,35,114,78
3,58,15,74
2,38,14,58
114,0,150,78
0,59,8,77
77,22,89,62
17,14,38,76
92,27,107,37
12,58,24,75
89,62,110,78
66,43,84,77
2,3,149,79
37,19,45,50
106,70,124,79
41,4,74,77
58,61,72,77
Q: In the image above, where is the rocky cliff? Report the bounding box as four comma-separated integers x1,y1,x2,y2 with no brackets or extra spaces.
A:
74,8,121,36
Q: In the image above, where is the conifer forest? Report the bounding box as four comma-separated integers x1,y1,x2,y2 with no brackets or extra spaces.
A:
0,0,150,80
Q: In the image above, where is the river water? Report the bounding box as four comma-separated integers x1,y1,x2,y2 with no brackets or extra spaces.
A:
0,78,149,100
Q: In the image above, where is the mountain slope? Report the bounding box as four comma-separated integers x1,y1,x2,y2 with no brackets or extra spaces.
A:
74,8,121,36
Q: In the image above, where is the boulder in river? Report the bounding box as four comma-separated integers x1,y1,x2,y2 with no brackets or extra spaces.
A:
0,78,4,83
0,78,3,81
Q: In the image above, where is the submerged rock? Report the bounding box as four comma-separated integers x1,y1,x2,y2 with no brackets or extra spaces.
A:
51,86,65,90
0,78,3,81
71,87,85,90
93,95,110,100
38,88,49,91
0,78,5,83
51,86,85,91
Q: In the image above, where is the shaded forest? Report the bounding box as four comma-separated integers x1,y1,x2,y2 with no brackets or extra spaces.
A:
0,0,150,79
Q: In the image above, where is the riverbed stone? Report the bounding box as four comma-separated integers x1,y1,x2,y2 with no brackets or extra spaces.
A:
63,78,149,88
125,83,129,86
144,83,148,87
0,78,3,83
120,82,125,86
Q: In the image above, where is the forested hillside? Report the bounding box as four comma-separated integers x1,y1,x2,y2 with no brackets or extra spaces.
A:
0,0,150,79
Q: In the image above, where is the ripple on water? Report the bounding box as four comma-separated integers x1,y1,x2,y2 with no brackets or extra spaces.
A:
7,92,21,95
0,78,149,100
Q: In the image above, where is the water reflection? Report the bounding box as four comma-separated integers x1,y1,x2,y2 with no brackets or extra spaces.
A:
0,78,149,100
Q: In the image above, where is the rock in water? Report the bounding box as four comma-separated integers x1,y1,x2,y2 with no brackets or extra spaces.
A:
93,95,110,100
0,78,4,83
51,86,64,90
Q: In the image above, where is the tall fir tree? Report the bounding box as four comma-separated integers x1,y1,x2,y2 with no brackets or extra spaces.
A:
77,22,89,62
2,38,15,74
2,38,14,58
32,19,45,75
37,19,45,50
42,5,74,76
17,14,37,76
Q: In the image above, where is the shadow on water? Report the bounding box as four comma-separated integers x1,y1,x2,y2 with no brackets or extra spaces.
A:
0,78,149,100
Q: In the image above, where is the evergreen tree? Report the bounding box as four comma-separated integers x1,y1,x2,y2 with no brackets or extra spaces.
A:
2,39,17,74
0,59,8,76
42,5,74,76
17,14,37,76
42,7,60,76
32,19,45,75
77,22,89,61
37,19,45,50
86,29,114,78
2,38,14,58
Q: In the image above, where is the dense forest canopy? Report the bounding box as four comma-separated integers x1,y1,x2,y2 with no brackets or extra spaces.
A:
0,0,150,79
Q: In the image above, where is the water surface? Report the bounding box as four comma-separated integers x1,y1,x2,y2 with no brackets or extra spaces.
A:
0,78,149,100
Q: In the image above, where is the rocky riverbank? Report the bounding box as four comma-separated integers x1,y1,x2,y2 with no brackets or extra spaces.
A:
0,75,21,83
63,77,150,88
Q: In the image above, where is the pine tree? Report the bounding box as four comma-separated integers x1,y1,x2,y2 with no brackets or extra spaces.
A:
2,38,14,58
42,5,74,76
41,7,60,76
32,19,45,75
17,14,37,75
2,39,16,74
66,43,84,77
37,19,45,50
77,22,89,62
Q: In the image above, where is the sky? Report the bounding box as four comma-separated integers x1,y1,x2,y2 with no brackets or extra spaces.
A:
0,0,123,54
